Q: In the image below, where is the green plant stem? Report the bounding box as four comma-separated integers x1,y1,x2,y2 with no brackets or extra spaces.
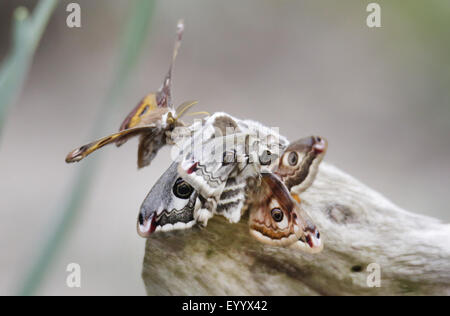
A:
0,0,58,136
17,0,156,296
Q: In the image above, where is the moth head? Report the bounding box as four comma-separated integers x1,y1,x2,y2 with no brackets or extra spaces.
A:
137,162,200,237
274,136,327,193
250,138,280,171
258,149,278,168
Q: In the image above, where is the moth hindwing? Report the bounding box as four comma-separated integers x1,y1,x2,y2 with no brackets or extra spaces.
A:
248,173,323,253
273,135,327,196
138,162,200,236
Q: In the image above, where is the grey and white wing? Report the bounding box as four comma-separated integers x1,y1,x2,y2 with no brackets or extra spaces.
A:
137,162,201,237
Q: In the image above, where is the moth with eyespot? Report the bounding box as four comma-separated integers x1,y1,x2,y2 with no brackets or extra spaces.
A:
64,20,327,253
136,134,326,253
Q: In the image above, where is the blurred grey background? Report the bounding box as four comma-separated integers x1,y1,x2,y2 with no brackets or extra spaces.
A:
0,0,449,295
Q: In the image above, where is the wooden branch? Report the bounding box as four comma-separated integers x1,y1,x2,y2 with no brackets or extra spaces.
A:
142,163,450,295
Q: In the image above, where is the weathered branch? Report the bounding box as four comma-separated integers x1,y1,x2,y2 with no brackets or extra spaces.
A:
142,163,450,295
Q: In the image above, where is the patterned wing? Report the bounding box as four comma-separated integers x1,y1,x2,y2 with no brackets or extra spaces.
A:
115,21,186,167
66,22,186,167
137,162,201,237
176,112,290,224
248,173,322,252
176,113,245,197
65,126,158,163
118,20,184,136
177,134,240,198
273,136,327,194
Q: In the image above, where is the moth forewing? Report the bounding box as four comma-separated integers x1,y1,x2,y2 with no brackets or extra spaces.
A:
65,125,157,163
177,132,253,199
117,95,168,143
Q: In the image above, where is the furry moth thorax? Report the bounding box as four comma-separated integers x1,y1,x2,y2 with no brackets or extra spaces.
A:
64,21,327,254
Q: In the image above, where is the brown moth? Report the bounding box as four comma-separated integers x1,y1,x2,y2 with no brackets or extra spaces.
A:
65,20,196,168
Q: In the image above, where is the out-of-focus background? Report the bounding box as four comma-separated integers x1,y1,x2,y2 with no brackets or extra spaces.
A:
0,0,449,295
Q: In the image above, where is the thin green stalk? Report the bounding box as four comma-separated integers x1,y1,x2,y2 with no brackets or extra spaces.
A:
0,0,58,136
17,0,156,296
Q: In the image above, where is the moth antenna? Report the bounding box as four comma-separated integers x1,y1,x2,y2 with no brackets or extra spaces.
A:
175,100,198,119
185,111,210,118
157,19,185,109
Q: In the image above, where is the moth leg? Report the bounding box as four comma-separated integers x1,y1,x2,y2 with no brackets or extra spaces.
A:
194,197,216,227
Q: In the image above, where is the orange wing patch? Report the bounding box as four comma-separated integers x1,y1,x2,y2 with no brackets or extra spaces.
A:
119,93,158,131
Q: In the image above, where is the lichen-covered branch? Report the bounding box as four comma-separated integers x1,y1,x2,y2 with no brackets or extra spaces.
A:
142,163,450,295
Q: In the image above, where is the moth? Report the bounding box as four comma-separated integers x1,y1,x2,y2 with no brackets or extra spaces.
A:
137,118,327,253
65,21,328,253
260,135,327,252
65,20,197,168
